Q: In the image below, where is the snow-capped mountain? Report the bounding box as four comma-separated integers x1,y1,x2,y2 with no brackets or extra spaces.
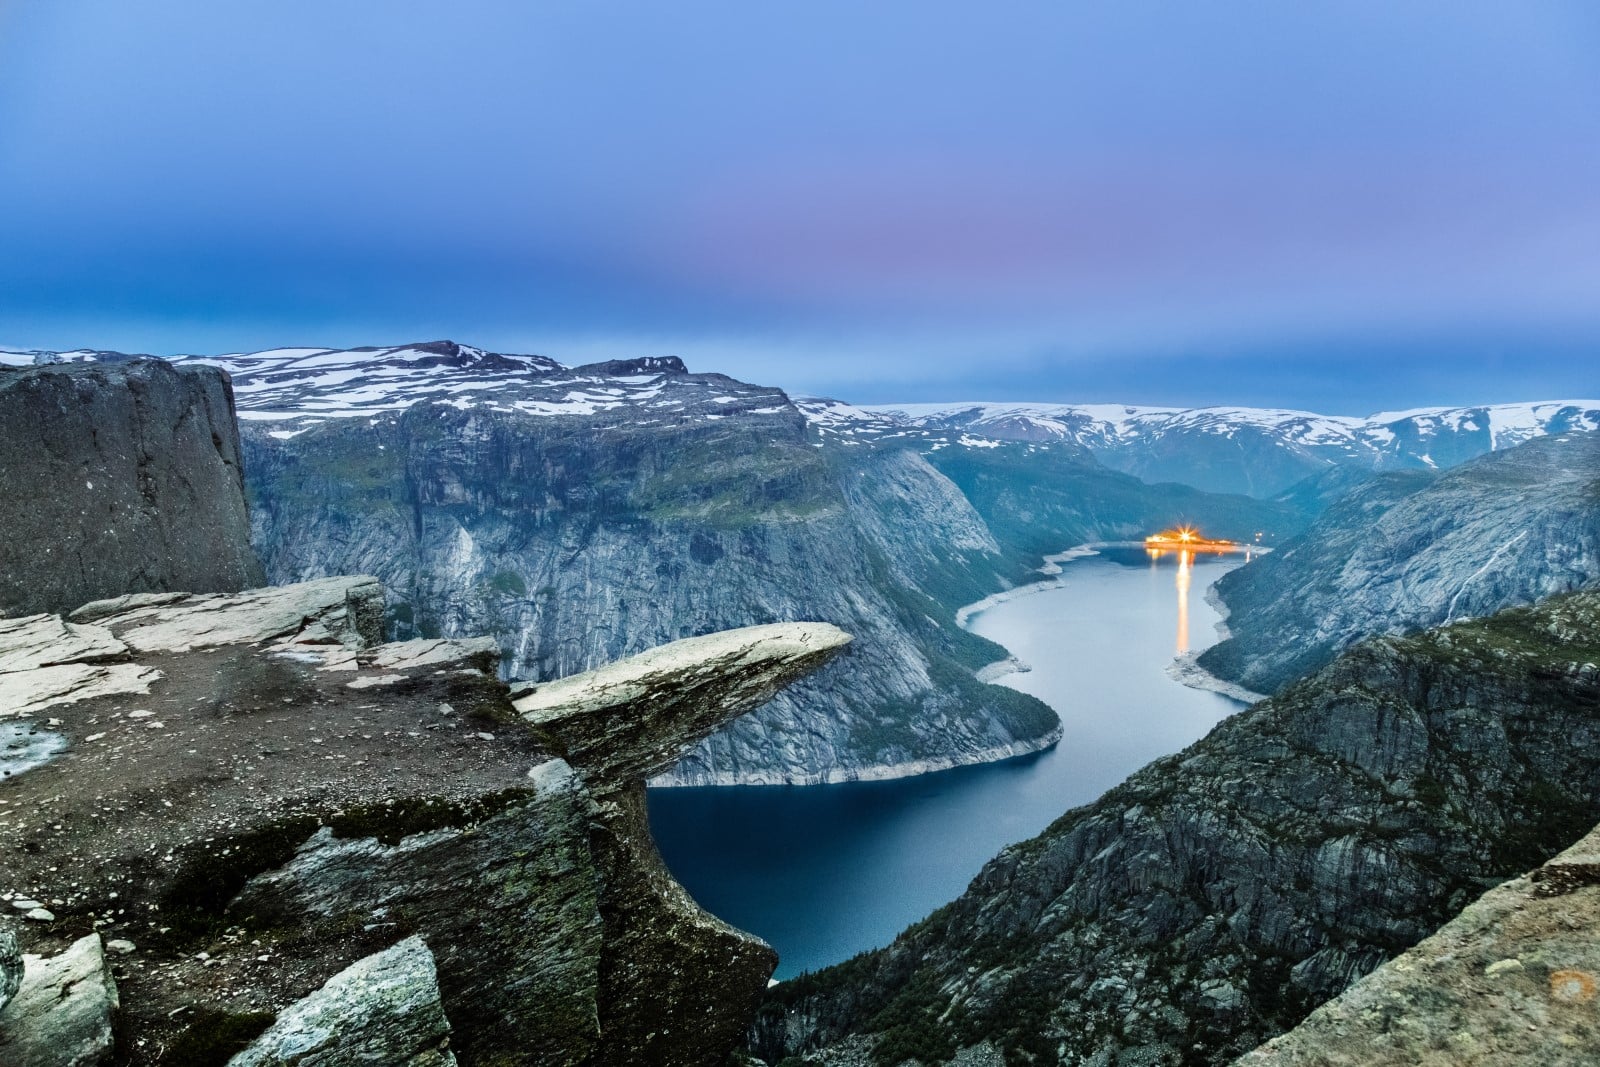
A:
8,341,1593,498
846,399,1600,497
3,340,793,438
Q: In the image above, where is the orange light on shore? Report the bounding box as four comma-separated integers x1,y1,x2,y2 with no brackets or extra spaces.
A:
1144,525,1240,552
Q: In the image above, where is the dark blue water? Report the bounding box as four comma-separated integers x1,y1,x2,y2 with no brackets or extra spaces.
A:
647,546,1248,978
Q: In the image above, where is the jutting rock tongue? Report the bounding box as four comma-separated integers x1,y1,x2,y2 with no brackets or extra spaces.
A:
0,359,264,617
513,621,854,1066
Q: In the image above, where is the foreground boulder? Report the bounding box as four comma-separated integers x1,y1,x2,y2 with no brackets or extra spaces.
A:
0,359,264,617
0,576,850,1066
1240,825,1600,1065
0,934,119,1067
227,936,455,1066
1,920,21,1012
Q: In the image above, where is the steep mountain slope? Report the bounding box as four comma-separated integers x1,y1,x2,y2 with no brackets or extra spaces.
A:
1199,431,1600,694
755,591,1600,1067
0,359,264,616
240,375,1061,786
872,399,1600,497
196,344,1301,786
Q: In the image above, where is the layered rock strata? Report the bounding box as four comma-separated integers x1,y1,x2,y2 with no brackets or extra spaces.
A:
1238,825,1600,1066
0,576,848,1066
0,359,264,617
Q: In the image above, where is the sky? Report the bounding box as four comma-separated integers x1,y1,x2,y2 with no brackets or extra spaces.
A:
1,1,1597,411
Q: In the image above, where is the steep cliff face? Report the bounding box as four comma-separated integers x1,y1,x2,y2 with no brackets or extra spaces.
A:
0,578,849,1066
1200,432,1600,694
240,389,1061,786
1238,824,1600,1066
756,591,1600,1067
0,360,264,616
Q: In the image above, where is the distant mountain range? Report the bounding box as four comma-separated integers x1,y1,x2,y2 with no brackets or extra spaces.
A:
8,343,1592,499
837,398,1600,497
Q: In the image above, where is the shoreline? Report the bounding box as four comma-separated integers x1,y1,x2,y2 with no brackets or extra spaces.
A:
1164,583,1267,705
649,724,1065,788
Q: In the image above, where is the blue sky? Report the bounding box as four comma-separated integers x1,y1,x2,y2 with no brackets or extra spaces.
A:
2,1,1597,411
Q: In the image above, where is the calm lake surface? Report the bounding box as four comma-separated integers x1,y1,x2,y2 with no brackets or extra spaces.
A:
647,545,1250,978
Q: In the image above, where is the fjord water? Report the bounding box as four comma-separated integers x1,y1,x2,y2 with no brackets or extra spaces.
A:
648,546,1248,979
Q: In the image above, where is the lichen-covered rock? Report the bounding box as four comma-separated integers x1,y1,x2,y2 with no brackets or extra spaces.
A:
230,760,604,1066
227,936,456,1067
0,934,119,1067
0,359,264,617
0,920,21,1012
1238,825,1600,1066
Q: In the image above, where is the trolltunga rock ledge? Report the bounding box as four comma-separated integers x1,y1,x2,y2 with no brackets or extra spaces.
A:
514,621,853,790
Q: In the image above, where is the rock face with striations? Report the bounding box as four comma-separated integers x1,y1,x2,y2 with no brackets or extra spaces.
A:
1199,431,1600,695
1238,825,1600,1066
225,343,1297,786
756,591,1600,1066
0,359,264,617
0,575,850,1066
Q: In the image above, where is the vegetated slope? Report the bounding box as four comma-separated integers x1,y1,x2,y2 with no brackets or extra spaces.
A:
872,399,1600,498
1199,431,1600,695
754,591,1600,1067
0,359,264,616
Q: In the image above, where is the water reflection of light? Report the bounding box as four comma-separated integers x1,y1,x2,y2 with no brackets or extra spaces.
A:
1175,549,1192,652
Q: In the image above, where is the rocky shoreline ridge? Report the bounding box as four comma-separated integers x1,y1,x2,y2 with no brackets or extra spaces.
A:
753,590,1600,1066
0,576,850,1066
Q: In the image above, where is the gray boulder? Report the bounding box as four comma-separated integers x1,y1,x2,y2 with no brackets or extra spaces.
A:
0,920,20,1012
228,936,455,1067
0,933,119,1067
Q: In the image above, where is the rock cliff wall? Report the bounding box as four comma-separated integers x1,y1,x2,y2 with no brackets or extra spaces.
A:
0,360,264,617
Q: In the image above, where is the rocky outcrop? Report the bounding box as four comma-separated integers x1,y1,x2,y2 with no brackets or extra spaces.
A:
1200,432,1600,694
0,359,264,617
756,591,1600,1066
1239,825,1600,1066
227,937,456,1067
0,921,20,1012
0,577,849,1066
0,934,120,1067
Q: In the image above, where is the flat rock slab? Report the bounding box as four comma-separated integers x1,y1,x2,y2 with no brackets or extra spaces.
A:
72,576,385,655
227,935,456,1067
1238,824,1600,1066
0,933,119,1067
0,662,161,721
514,621,851,786
0,616,127,675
